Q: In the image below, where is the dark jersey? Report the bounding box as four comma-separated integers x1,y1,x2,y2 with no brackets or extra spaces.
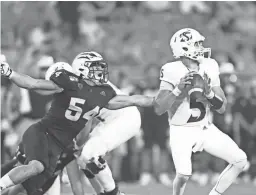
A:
23,90,53,119
40,69,116,146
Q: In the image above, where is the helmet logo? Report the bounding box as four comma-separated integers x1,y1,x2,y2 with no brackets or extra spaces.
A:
180,31,192,42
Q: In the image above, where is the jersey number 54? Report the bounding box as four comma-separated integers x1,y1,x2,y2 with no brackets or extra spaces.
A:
65,97,100,121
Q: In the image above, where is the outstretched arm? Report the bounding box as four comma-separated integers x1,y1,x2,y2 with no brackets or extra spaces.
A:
105,95,154,110
154,73,193,115
10,71,62,92
1,62,62,93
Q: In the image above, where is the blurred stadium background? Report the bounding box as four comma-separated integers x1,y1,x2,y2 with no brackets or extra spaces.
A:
1,1,256,195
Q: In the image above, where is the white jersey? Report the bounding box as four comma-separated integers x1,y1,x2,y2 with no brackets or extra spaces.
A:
159,58,220,126
96,81,139,122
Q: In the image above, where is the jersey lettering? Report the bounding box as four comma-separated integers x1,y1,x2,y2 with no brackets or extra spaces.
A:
83,106,100,120
55,72,62,77
187,98,206,123
65,97,100,121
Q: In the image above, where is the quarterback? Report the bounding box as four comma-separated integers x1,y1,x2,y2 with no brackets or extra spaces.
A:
154,28,248,195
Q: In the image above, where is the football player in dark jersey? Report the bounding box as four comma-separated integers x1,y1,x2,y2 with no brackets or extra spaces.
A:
0,53,153,195
1,143,71,195
69,52,142,195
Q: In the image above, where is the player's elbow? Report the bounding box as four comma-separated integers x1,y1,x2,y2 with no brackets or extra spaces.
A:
216,107,225,114
216,99,227,114
153,99,165,116
154,106,164,116
28,79,40,90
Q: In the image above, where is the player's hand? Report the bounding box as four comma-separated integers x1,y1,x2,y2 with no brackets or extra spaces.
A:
1,61,13,78
203,73,211,95
72,139,83,157
177,71,195,91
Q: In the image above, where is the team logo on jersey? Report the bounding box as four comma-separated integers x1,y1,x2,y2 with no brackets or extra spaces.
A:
78,83,83,89
69,76,78,81
55,71,62,77
100,91,106,96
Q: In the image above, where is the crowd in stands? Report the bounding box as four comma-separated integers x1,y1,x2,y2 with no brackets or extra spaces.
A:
1,1,256,186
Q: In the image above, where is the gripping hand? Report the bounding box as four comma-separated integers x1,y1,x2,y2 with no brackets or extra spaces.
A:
1,61,13,78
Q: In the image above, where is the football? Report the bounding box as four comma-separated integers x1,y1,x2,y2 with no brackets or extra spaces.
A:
188,73,205,100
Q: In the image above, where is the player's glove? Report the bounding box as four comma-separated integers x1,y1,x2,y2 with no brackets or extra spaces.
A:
203,72,212,96
1,61,13,78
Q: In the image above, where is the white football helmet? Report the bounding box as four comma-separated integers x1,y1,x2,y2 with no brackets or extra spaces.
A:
0,54,6,62
170,28,211,61
45,62,73,80
72,51,108,84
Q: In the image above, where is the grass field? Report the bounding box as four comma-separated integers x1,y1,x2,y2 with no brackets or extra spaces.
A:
62,181,256,195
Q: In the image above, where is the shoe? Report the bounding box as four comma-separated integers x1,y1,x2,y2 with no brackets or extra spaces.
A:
158,173,172,186
139,172,153,186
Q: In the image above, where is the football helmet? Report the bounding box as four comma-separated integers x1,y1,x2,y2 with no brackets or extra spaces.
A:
72,51,108,85
170,28,211,61
45,62,73,80
37,55,54,69
0,54,6,62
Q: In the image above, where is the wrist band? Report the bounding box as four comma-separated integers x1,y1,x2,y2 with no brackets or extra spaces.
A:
172,87,182,96
205,90,214,99
206,91,224,110
8,69,13,79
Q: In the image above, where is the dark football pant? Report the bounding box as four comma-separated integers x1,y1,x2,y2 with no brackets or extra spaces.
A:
20,122,74,195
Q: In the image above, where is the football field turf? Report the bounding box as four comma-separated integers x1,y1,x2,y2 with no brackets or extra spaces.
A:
62,181,255,195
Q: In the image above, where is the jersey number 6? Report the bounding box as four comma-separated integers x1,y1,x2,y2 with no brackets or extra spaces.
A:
65,97,100,121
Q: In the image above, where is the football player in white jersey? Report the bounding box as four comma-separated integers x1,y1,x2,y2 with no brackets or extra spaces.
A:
154,28,248,195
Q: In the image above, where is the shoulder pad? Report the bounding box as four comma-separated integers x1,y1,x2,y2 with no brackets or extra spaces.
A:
50,70,78,90
202,58,220,74
106,81,126,95
160,61,184,86
102,84,117,98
